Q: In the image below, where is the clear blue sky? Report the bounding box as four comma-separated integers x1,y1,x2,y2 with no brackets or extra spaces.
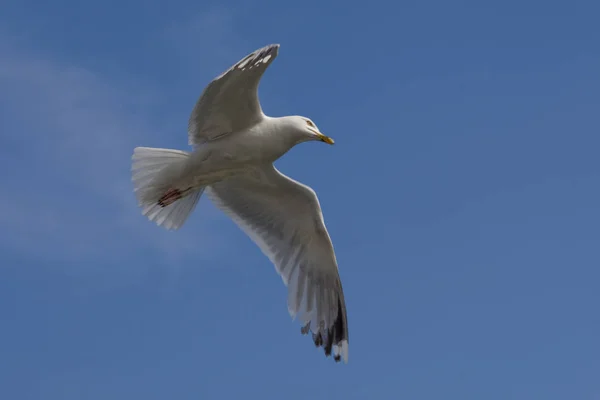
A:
1,0,598,398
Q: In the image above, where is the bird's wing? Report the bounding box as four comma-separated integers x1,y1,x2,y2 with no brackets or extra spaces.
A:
187,44,280,147
206,164,349,363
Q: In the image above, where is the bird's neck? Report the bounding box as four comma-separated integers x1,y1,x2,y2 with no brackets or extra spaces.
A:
253,116,307,162
272,116,312,145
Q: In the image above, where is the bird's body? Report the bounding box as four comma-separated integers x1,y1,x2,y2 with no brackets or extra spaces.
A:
131,44,349,363
136,115,315,207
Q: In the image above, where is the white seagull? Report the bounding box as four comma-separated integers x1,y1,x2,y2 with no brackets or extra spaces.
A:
131,44,349,363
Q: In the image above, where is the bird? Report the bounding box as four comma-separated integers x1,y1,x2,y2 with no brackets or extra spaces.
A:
131,44,349,363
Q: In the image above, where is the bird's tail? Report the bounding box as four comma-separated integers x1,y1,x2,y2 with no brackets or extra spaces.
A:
131,146,204,230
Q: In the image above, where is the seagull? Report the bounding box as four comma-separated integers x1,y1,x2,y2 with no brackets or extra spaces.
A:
131,44,349,363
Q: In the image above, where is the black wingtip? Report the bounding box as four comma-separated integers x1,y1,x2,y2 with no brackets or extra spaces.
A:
302,297,348,363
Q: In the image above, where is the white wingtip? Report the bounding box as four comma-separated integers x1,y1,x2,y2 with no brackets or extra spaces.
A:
335,340,349,364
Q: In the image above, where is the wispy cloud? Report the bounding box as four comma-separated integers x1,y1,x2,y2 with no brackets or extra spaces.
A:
162,8,249,75
0,14,239,278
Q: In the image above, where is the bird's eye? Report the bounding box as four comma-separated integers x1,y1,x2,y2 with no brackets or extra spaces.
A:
306,120,315,128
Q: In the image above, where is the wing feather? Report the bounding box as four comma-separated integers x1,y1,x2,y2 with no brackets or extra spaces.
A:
187,44,280,146
206,164,349,362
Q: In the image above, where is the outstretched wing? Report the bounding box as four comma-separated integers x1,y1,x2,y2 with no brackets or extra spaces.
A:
206,165,349,363
187,44,280,146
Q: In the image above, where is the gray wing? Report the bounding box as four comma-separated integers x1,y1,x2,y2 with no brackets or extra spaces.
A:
206,165,349,363
187,44,280,147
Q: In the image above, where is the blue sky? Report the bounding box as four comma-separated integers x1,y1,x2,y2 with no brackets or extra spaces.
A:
1,0,599,398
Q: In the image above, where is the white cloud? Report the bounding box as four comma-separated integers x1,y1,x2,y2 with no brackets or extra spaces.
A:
162,7,249,75
0,20,237,279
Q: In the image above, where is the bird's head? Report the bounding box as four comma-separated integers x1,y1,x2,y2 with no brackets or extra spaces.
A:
286,116,335,145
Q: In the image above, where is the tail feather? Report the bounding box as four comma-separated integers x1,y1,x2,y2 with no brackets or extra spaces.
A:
132,147,203,230
141,188,203,230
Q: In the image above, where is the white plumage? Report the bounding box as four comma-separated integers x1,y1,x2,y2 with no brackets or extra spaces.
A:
131,44,349,363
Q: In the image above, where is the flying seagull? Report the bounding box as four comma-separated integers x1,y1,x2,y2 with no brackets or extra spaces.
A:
131,44,349,363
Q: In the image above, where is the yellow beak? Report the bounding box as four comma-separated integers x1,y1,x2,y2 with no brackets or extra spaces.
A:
315,131,335,145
